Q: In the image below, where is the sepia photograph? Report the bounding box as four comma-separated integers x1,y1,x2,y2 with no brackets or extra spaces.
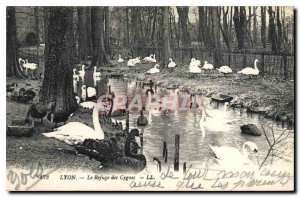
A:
5,3,295,192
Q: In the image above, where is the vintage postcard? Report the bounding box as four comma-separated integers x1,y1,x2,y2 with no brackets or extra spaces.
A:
6,5,294,191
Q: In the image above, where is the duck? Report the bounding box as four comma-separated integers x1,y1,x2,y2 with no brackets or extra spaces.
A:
117,54,124,63
209,141,258,169
43,103,105,145
6,83,17,95
26,101,55,127
202,61,214,71
78,65,85,80
189,58,201,67
168,58,177,68
237,59,260,77
137,110,148,126
146,64,160,74
93,66,101,77
217,65,233,77
18,88,36,103
73,69,79,81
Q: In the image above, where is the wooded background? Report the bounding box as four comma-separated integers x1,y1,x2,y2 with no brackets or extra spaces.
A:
7,6,295,79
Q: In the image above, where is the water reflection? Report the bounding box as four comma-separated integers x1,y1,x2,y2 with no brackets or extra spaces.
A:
77,74,294,172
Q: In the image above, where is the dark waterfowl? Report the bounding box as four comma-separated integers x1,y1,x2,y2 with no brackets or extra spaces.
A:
26,101,55,126
137,110,148,126
240,124,262,136
76,129,146,173
6,83,17,95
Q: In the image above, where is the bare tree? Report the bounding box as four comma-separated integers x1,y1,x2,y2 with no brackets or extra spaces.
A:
162,6,171,67
104,6,111,55
6,7,26,78
233,6,248,49
91,7,109,67
40,7,77,120
276,7,283,51
177,6,190,46
77,7,91,61
268,6,278,52
261,6,267,48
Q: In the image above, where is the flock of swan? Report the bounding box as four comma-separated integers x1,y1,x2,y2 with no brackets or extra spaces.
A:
117,54,260,77
39,53,261,170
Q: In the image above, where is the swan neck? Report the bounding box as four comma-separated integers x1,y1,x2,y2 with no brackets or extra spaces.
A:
92,105,102,137
254,61,258,71
242,142,249,158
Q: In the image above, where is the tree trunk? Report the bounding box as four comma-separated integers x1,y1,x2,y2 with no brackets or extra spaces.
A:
268,6,278,52
125,7,130,46
198,7,205,46
6,7,26,78
233,6,248,49
77,7,90,61
91,7,109,67
276,7,282,51
261,6,266,48
177,6,190,46
34,7,40,63
40,7,77,120
162,6,171,68
104,7,111,55
253,7,258,46
86,7,93,56
212,7,222,66
150,7,157,45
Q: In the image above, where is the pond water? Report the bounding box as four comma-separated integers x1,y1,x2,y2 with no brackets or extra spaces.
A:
77,74,294,173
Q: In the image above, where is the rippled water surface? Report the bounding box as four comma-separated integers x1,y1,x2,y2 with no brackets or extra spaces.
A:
82,75,294,173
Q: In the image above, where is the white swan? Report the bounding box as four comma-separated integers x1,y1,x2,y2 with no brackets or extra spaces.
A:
143,54,154,62
237,59,259,76
73,79,78,93
117,54,124,63
146,64,160,74
80,101,96,109
127,58,137,66
93,66,101,77
198,102,229,130
168,58,177,68
151,54,157,63
202,61,214,70
81,85,87,101
42,103,105,145
217,65,232,76
135,56,141,64
78,65,85,80
73,68,79,81
189,64,201,74
209,141,258,169
82,85,97,99
23,59,38,70
189,58,201,67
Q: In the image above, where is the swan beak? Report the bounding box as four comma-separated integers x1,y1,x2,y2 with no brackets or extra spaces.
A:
253,149,258,153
